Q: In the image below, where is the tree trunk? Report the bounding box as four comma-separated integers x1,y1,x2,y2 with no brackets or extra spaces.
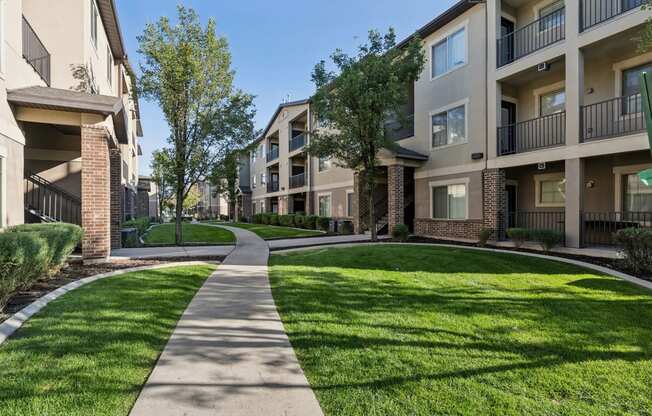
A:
366,169,377,242
175,184,184,246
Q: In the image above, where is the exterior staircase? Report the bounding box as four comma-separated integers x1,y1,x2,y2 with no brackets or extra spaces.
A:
24,172,81,225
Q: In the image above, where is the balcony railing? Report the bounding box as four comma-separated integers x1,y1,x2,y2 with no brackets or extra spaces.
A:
267,147,279,162
289,133,306,152
267,181,279,193
580,0,644,31
22,16,51,86
580,94,646,142
384,114,415,141
507,211,566,234
289,173,305,189
582,211,652,246
497,112,566,156
24,172,81,225
497,7,565,67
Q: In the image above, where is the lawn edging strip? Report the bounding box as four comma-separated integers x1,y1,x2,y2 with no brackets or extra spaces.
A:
273,242,652,292
0,261,216,346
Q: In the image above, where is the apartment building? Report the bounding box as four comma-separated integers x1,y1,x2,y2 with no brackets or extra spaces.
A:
243,0,652,250
0,0,143,261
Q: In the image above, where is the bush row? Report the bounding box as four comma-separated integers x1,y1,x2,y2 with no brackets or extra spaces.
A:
0,223,83,311
506,228,565,251
614,228,652,275
252,213,332,232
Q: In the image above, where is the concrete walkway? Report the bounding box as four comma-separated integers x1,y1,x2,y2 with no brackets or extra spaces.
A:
268,233,385,250
130,225,323,416
111,245,234,260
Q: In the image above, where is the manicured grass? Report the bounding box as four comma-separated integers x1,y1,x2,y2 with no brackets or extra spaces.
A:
0,264,216,416
143,223,236,245
226,222,323,240
269,245,652,416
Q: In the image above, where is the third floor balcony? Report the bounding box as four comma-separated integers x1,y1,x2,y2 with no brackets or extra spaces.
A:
580,0,645,32
267,146,279,162
22,16,51,86
497,111,566,156
289,133,306,152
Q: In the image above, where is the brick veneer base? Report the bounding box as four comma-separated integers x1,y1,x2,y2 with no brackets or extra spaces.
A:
414,218,483,240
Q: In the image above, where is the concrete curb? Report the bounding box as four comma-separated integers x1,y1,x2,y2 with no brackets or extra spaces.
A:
272,242,652,292
0,261,217,347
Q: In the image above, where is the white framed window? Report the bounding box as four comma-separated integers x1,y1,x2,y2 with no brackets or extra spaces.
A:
318,193,332,217
318,157,332,172
251,149,256,163
107,46,113,85
90,0,98,49
613,164,652,212
537,0,565,32
430,179,469,220
540,89,565,116
261,173,266,185
430,24,467,80
430,100,468,148
346,190,354,217
534,172,566,208
252,175,256,188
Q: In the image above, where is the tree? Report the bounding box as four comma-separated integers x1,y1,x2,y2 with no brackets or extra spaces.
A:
150,149,174,218
138,6,256,244
308,29,425,241
183,185,201,213
208,150,243,221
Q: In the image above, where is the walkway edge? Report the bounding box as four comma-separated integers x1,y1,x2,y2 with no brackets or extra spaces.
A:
273,242,652,292
0,261,216,346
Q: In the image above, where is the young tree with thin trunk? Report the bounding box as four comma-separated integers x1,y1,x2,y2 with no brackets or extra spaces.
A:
138,6,256,244
209,150,244,221
150,149,174,219
308,29,425,241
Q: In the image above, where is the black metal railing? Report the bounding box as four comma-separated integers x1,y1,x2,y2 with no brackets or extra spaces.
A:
289,173,305,189
289,133,306,152
497,8,565,67
582,211,652,246
267,147,279,162
580,94,646,142
22,16,50,86
580,0,644,31
384,114,415,141
24,172,81,225
507,210,566,234
497,112,566,156
267,181,279,193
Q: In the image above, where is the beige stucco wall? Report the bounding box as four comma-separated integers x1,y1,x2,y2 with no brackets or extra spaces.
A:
0,136,25,227
414,170,483,220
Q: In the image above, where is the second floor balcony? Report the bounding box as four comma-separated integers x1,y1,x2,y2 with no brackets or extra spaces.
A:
22,16,51,86
289,133,306,152
267,181,279,193
581,93,646,142
580,0,645,31
267,147,279,162
289,173,305,189
497,111,566,156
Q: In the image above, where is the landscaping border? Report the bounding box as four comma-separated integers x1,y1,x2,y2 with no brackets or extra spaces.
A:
0,261,217,346
273,243,652,292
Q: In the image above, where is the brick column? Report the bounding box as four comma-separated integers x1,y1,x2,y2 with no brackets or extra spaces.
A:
242,193,252,220
387,165,405,234
109,148,122,249
81,125,111,261
352,172,369,234
482,168,506,240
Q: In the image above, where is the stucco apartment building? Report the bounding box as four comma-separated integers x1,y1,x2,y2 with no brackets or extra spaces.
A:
241,0,652,249
0,0,143,261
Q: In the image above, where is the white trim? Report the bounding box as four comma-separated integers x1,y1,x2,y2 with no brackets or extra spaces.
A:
534,172,566,208
428,177,470,220
613,163,652,212
613,52,652,97
429,20,469,81
414,161,484,179
0,0,5,78
345,189,354,218
311,180,354,192
317,192,332,217
429,98,470,150
533,0,564,17
533,81,565,116
501,11,516,23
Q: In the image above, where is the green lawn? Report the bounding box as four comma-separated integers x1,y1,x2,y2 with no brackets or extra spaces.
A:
0,264,216,416
225,222,324,240
143,223,236,245
269,245,652,416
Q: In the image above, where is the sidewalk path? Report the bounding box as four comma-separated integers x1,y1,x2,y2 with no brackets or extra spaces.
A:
269,233,386,250
111,245,234,260
130,225,323,416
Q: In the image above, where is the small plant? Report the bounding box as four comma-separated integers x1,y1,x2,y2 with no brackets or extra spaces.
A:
339,221,354,235
506,228,530,248
391,224,410,242
478,228,493,247
122,217,151,236
532,229,565,252
269,214,279,226
279,215,295,227
614,228,652,275
294,215,306,229
261,213,271,225
304,215,318,230
317,217,331,232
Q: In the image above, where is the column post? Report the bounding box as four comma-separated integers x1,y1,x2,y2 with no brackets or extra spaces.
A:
565,158,585,248
387,164,405,234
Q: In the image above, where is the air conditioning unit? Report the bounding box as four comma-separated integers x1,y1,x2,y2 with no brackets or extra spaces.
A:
537,62,550,72
538,162,547,171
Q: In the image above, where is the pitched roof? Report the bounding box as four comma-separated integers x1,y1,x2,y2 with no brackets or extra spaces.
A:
97,0,126,59
255,99,311,144
391,144,429,161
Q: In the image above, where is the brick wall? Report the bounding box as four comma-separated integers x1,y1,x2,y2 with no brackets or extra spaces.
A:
414,218,483,240
387,165,405,234
109,148,122,250
482,168,506,240
352,172,368,233
82,125,111,260
136,189,150,218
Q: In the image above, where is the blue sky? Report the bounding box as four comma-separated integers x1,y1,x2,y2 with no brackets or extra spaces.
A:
115,0,458,175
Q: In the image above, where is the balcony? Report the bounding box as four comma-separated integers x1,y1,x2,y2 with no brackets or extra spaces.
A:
497,7,565,68
289,133,306,152
580,0,645,31
267,147,279,162
580,94,646,142
22,16,51,86
497,112,566,156
384,114,415,141
582,211,652,246
289,173,305,189
267,181,279,193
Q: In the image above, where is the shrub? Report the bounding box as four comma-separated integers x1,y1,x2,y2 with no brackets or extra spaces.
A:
532,229,565,252
279,215,296,227
317,217,331,232
122,217,151,236
9,223,83,269
294,215,306,229
269,214,280,226
122,231,140,248
478,228,493,247
506,228,530,248
614,228,652,274
304,215,318,230
339,221,354,235
261,213,271,225
392,224,410,242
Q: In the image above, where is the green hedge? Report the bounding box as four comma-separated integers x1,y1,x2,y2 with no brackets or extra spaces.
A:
391,224,409,242
269,214,279,226
1,223,83,310
614,228,652,274
122,217,151,236
507,228,565,251
317,217,331,232
304,215,318,230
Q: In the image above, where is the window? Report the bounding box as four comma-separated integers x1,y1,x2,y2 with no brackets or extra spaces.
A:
535,173,566,207
431,27,466,78
431,104,466,148
431,183,467,220
623,173,652,212
318,194,331,217
107,46,113,85
252,175,256,188
540,89,565,116
251,150,256,164
622,62,652,114
90,0,98,48
346,191,353,217
538,1,564,31
261,173,266,185
318,157,332,172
